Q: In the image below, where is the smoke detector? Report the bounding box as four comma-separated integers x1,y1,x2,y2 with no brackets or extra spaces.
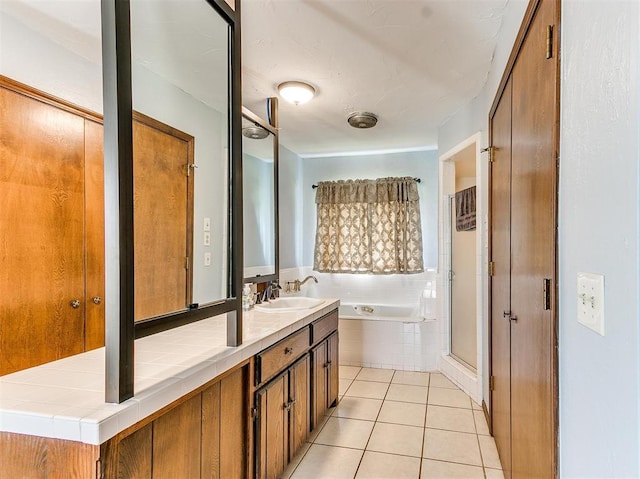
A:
242,126,269,140
347,112,378,129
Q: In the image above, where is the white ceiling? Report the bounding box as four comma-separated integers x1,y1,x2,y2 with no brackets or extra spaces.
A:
2,0,509,158
241,0,509,157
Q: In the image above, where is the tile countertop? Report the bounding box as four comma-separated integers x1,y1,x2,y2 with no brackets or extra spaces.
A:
0,299,339,445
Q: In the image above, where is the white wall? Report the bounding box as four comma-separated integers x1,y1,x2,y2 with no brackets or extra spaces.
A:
436,0,528,406
559,1,640,476
279,145,304,269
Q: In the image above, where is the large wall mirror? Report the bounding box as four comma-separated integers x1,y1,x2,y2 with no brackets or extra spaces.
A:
242,107,278,282
130,0,230,320
102,0,242,401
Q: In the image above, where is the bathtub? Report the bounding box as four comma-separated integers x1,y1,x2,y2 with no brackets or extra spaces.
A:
338,302,438,371
339,303,427,323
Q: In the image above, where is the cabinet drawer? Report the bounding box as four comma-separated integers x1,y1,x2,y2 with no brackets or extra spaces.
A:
257,327,310,385
311,310,338,344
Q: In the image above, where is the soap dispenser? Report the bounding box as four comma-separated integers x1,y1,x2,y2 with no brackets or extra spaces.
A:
242,283,253,311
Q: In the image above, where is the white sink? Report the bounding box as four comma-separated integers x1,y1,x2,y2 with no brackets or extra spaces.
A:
254,297,324,313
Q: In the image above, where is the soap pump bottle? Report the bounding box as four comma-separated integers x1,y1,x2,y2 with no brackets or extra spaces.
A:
242,283,253,311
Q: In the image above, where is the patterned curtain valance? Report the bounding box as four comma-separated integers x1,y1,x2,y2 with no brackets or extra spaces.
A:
313,176,424,274
315,177,421,205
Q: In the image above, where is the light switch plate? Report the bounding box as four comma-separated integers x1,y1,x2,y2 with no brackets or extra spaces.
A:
204,252,211,266
203,217,211,232
203,232,211,246
577,272,605,335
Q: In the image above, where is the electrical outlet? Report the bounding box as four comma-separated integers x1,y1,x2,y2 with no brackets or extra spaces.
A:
204,252,211,266
577,272,605,335
203,232,211,246
203,217,211,232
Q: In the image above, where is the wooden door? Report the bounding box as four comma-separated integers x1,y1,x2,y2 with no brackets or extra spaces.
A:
256,373,288,479
490,78,514,478
84,119,106,351
0,85,86,375
289,356,310,461
327,333,339,408
509,0,557,475
489,0,559,476
133,114,194,321
112,424,153,479
311,341,328,429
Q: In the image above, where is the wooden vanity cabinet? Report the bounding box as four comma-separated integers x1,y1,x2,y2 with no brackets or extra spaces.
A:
101,363,251,479
255,355,310,479
254,309,339,479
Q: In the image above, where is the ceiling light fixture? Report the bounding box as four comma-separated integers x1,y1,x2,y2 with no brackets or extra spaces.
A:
277,81,316,105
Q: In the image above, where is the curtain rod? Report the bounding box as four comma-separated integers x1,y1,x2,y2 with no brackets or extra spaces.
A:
312,177,421,189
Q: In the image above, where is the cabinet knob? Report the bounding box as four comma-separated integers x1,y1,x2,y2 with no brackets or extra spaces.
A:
284,347,293,355
70,299,80,309
93,296,102,305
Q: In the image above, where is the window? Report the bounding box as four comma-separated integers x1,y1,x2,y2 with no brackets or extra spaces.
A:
313,177,424,274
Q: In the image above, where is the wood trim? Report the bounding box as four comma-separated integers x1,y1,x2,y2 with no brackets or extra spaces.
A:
489,0,543,119
0,74,103,123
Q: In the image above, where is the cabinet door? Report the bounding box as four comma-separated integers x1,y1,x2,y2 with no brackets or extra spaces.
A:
327,333,339,409
256,373,288,479
311,341,328,429
289,356,310,461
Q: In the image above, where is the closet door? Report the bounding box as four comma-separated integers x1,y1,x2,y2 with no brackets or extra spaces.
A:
489,0,559,477
509,0,558,475
0,86,86,375
490,77,513,479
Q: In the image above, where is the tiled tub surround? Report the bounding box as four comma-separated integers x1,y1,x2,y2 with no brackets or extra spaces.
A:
0,299,339,445
280,268,438,371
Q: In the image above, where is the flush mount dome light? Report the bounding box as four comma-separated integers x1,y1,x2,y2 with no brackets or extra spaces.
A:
348,112,378,129
277,81,316,105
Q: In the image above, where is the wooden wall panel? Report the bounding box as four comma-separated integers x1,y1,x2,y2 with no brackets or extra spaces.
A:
0,432,99,479
201,381,221,479
153,394,202,479
116,424,152,479
220,367,247,479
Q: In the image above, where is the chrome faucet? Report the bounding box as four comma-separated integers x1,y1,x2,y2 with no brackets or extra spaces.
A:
285,275,318,293
261,280,282,302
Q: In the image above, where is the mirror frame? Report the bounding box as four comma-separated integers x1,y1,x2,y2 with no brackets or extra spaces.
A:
242,106,279,286
101,0,243,403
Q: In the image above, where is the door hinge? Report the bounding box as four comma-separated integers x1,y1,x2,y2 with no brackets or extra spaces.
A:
185,256,189,270
546,25,553,59
482,146,495,163
543,278,551,311
251,407,258,421
488,261,495,277
490,376,495,391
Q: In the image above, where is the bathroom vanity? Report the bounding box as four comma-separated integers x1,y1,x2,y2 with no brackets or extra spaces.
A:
0,300,339,479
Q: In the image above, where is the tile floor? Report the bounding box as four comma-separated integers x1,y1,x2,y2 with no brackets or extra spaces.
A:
282,366,504,479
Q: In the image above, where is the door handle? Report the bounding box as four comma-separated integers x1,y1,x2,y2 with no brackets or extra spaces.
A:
503,310,517,322
93,296,102,305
